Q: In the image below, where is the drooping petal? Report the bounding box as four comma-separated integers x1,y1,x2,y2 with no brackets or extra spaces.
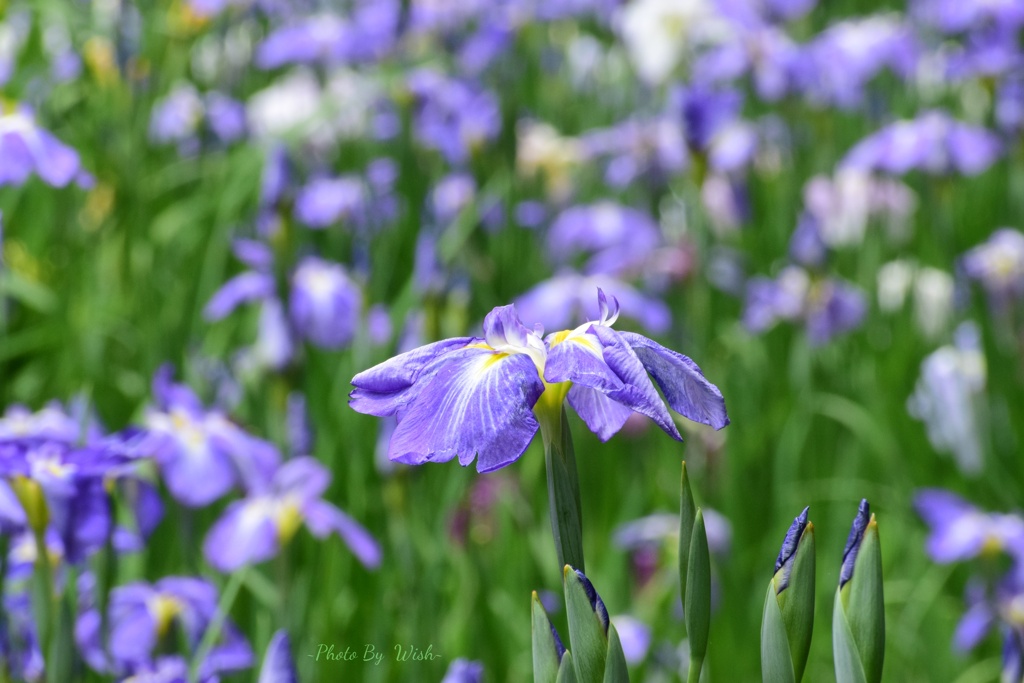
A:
303,499,381,568
204,272,276,321
385,348,543,472
566,384,633,441
545,331,625,393
272,456,330,501
258,630,298,683
203,500,279,572
953,602,993,652
618,331,730,430
588,326,681,439
349,337,475,416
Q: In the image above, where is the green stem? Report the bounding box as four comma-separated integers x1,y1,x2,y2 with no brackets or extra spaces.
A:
540,406,585,573
31,527,57,677
189,568,246,683
687,656,704,683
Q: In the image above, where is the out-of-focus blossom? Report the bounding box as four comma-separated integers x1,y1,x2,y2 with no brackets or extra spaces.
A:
76,576,253,678
351,291,727,471
0,14,30,86
695,23,801,101
407,70,500,164
289,257,360,348
618,0,731,84
203,456,381,571
796,15,918,109
673,85,757,172
701,174,751,233
0,106,86,188
258,630,297,683
547,202,661,275
800,170,916,247
256,5,400,69
961,228,1024,307
914,490,1024,564
611,616,652,664
150,85,204,145
367,304,393,346
912,0,1024,33
613,510,732,557
907,323,987,473
581,116,687,188
441,658,484,683
205,93,247,143
516,272,671,334
142,366,280,506
516,121,583,201
295,175,366,229
431,174,476,224
841,111,1002,177
877,261,953,340
743,266,867,345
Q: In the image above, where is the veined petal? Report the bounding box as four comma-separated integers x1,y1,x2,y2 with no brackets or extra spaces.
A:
385,348,543,472
545,328,624,392
589,325,681,439
482,304,547,372
619,331,730,430
567,384,633,441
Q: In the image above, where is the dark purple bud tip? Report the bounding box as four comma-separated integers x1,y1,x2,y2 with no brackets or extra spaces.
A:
840,499,871,588
573,568,610,634
551,623,567,660
773,506,809,593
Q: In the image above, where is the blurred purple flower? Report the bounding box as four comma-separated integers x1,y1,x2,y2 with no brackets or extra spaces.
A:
547,202,661,276
294,176,366,229
611,615,652,665
841,111,1003,176
907,322,986,473
431,173,476,224
150,85,204,145
912,0,1024,33
441,658,484,683
143,367,280,506
672,85,757,172
914,489,1024,563
961,228,1024,306
580,116,688,188
256,4,399,69
203,456,381,572
76,576,253,678
289,257,361,349
258,630,297,683
206,93,247,143
0,106,85,187
743,266,867,345
407,70,501,164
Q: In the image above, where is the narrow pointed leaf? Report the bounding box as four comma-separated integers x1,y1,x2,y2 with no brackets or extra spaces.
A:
833,589,868,683
534,592,564,683
685,509,711,680
558,652,579,683
603,624,630,683
761,581,796,683
565,566,608,683
679,461,696,602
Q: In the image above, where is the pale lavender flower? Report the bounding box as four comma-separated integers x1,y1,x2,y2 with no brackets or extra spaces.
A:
0,106,85,187
294,176,366,229
206,93,247,143
914,489,1024,563
150,85,204,145
289,257,361,349
547,202,661,276
203,457,381,571
441,658,484,683
611,616,652,664
961,228,1024,306
431,173,476,224
258,630,297,683
407,70,501,164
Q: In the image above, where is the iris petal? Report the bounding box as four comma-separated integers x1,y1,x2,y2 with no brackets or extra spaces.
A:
567,385,633,441
386,348,543,472
545,331,625,392
619,331,730,430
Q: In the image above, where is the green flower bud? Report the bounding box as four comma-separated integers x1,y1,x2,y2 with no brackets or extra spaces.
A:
762,507,816,683
833,500,884,683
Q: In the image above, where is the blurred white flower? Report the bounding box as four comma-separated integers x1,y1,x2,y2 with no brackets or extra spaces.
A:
516,120,582,201
618,0,730,84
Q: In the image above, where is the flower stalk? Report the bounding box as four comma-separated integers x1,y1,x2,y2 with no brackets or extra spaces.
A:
540,404,585,574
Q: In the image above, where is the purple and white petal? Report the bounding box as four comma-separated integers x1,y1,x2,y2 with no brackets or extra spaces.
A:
567,385,634,441
303,499,381,568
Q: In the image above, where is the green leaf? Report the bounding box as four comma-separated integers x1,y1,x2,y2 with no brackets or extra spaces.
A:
603,623,630,683
685,509,711,681
533,591,563,683
565,566,608,683
544,408,585,573
557,651,579,683
679,461,697,602
779,524,815,682
761,580,796,683
844,517,885,683
833,588,868,683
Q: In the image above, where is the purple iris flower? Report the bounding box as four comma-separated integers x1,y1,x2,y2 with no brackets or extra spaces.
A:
75,576,253,679
407,70,501,164
205,93,247,143
431,173,476,225
839,500,871,588
611,616,652,664
256,3,399,69
441,658,484,683
289,257,361,349
914,489,1024,564
142,367,280,506
0,106,85,188
795,16,918,109
694,25,801,101
150,85,204,145
961,228,1024,306
258,630,297,683
547,202,662,276
672,85,758,172
515,272,671,334
743,266,867,345
580,116,688,188
912,0,1024,33
350,290,727,472
203,456,380,572
841,111,1003,176
294,176,366,229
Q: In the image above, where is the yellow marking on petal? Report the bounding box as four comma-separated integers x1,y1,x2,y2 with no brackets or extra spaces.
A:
482,352,509,369
151,595,183,637
464,342,495,351
549,330,572,347
981,534,1004,557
